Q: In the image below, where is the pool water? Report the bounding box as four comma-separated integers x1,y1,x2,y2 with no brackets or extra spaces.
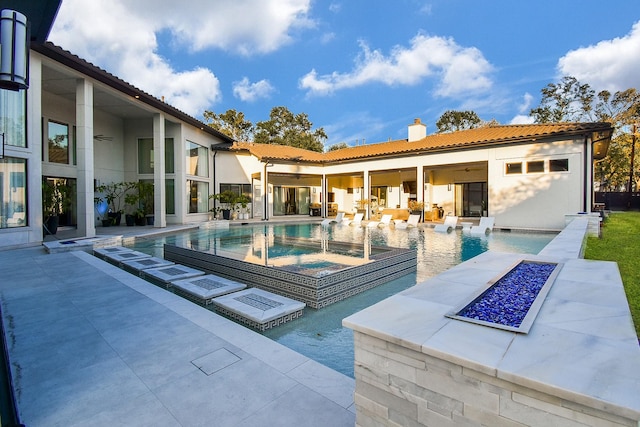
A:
128,223,555,377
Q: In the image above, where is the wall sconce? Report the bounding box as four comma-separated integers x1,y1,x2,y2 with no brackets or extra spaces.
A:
313,188,316,193
389,187,393,193
447,183,452,191
0,9,29,90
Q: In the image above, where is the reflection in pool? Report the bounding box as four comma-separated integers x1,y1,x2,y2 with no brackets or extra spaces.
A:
128,222,556,377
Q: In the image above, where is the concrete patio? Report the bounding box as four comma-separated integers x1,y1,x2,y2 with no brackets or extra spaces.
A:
0,244,355,426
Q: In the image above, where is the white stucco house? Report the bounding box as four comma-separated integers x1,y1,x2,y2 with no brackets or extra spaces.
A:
0,36,613,250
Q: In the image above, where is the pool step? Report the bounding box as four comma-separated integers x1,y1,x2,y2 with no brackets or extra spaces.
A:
212,288,305,331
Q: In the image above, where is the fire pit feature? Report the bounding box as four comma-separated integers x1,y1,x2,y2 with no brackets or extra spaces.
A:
447,260,562,333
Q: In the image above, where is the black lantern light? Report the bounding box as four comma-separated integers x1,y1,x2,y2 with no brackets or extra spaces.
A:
0,9,29,90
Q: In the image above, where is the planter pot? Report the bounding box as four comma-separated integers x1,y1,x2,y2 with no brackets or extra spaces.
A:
135,216,146,226
146,215,154,226
222,209,231,220
108,212,121,226
125,214,135,226
44,216,59,235
410,210,423,221
101,219,112,227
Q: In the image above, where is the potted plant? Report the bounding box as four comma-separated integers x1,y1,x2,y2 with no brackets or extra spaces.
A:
356,198,369,215
95,182,134,226
211,190,237,220
236,194,251,220
408,200,424,222
136,181,155,225
43,180,72,235
124,190,142,226
208,193,222,220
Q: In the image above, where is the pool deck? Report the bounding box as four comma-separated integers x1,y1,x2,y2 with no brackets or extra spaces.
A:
3,217,637,425
1,234,355,426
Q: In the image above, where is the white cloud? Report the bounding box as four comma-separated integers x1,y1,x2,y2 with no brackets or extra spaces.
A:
232,77,275,102
507,92,536,124
509,115,535,125
518,92,534,114
299,33,493,98
48,0,312,115
558,20,640,92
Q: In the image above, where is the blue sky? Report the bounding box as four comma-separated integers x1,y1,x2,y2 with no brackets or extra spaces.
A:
49,0,640,148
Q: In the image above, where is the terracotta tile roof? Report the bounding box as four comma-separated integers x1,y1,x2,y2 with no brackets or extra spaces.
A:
232,141,326,163
232,122,612,164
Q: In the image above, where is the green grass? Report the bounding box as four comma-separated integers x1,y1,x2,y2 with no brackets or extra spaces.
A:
584,211,640,337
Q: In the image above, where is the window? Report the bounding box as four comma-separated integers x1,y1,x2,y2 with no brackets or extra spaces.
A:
550,159,569,172
527,161,544,173
186,141,208,177
0,89,26,148
0,157,27,228
138,138,174,174
187,180,209,213
505,162,522,174
166,179,175,215
48,121,69,164
220,183,251,199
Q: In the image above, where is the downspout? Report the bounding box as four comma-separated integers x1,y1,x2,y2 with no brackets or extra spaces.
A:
212,148,218,213
583,134,590,213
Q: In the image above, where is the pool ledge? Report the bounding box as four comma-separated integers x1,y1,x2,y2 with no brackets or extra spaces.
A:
343,218,640,426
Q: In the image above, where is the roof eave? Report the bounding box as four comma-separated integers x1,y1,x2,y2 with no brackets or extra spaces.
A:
32,42,235,144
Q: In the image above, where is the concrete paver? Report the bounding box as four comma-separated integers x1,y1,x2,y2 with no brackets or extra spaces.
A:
0,246,355,426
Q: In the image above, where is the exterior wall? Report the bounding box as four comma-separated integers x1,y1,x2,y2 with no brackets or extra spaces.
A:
0,54,43,249
352,331,637,427
490,138,585,230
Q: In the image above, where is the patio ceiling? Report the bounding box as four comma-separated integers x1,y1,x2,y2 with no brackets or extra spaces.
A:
41,62,158,120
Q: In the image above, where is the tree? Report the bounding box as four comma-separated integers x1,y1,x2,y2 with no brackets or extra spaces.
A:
593,88,640,193
435,110,482,133
530,76,640,193
203,109,254,141
529,76,595,123
254,106,327,152
327,142,349,152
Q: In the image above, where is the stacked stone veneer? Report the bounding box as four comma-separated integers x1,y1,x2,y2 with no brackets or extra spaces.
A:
352,331,638,426
344,218,640,426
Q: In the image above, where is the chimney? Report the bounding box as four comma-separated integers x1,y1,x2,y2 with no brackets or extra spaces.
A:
408,118,427,142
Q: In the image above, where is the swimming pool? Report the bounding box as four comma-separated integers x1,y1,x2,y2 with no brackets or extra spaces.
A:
127,223,555,377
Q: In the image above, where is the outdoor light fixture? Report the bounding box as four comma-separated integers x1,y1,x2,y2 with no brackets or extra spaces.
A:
448,183,452,191
592,129,613,161
0,9,29,90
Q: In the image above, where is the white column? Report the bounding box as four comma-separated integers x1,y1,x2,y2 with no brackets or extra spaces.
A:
416,165,424,212
262,162,268,220
153,113,166,227
27,54,44,242
363,170,370,219
76,78,95,237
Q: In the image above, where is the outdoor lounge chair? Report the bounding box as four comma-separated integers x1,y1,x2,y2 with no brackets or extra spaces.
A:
321,211,345,226
367,213,392,228
434,215,458,233
376,214,393,227
470,216,494,235
347,213,364,226
395,214,421,229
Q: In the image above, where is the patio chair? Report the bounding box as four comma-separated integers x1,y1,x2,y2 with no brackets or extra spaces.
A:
321,211,345,226
367,213,392,228
395,214,420,229
347,213,364,226
377,214,393,227
470,216,494,235
434,215,458,233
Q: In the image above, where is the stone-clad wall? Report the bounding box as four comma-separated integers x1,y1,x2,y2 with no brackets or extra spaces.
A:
352,331,637,427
